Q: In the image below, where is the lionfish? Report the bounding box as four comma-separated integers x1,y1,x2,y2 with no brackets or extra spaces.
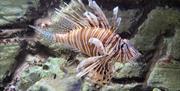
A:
30,0,141,86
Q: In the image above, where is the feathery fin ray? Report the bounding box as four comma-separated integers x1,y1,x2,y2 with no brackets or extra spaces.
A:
77,55,114,86
118,39,141,63
89,38,107,55
29,25,54,41
31,0,121,34
77,56,103,77
51,0,121,33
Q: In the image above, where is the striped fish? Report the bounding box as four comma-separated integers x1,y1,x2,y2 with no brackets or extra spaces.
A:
30,0,141,86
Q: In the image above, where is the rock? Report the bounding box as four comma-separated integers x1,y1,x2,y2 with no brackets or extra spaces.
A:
0,44,19,80
134,8,180,52
115,62,145,78
101,83,141,91
27,76,81,91
171,28,180,60
147,60,180,91
82,82,141,91
119,9,141,30
18,57,67,90
153,88,162,91
0,0,39,25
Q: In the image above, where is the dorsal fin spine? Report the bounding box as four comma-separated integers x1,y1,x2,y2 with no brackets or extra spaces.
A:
88,0,110,28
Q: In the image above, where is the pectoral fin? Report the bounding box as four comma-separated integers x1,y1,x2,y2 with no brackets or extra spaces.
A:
76,55,114,86
76,56,103,77
88,37,107,55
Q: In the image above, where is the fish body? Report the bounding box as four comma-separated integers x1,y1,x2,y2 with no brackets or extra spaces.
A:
53,27,139,62
30,0,141,86
54,27,112,56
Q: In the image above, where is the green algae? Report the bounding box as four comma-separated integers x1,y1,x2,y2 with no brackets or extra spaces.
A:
19,57,66,90
171,28,180,60
134,8,180,52
0,44,19,79
0,0,39,25
147,60,180,91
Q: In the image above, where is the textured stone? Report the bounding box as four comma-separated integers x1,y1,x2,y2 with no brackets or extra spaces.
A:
82,82,140,91
18,57,66,90
115,62,144,78
101,83,140,91
0,0,39,25
27,76,81,91
147,60,180,91
134,8,180,52
153,88,162,91
0,44,19,79
118,9,141,32
171,28,180,60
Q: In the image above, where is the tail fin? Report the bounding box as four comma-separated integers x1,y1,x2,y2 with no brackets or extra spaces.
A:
29,25,54,42
77,55,114,86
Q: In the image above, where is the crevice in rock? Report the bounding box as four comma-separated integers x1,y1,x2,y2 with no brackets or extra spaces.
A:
127,5,155,39
142,35,168,87
163,24,176,38
119,0,156,39
111,77,145,84
85,0,180,10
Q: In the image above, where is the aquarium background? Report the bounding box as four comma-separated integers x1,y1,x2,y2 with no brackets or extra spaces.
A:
0,0,180,91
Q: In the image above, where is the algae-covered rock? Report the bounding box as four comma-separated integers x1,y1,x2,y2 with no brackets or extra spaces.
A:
101,83,140,91
0,44,19,79
134,8,180,52
171,28,180,60
147,60,180,91
153,88,162,91
82,81,140,91
115,62,145,78
27,76,81,91
0,0,39,25
19,57,67,90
